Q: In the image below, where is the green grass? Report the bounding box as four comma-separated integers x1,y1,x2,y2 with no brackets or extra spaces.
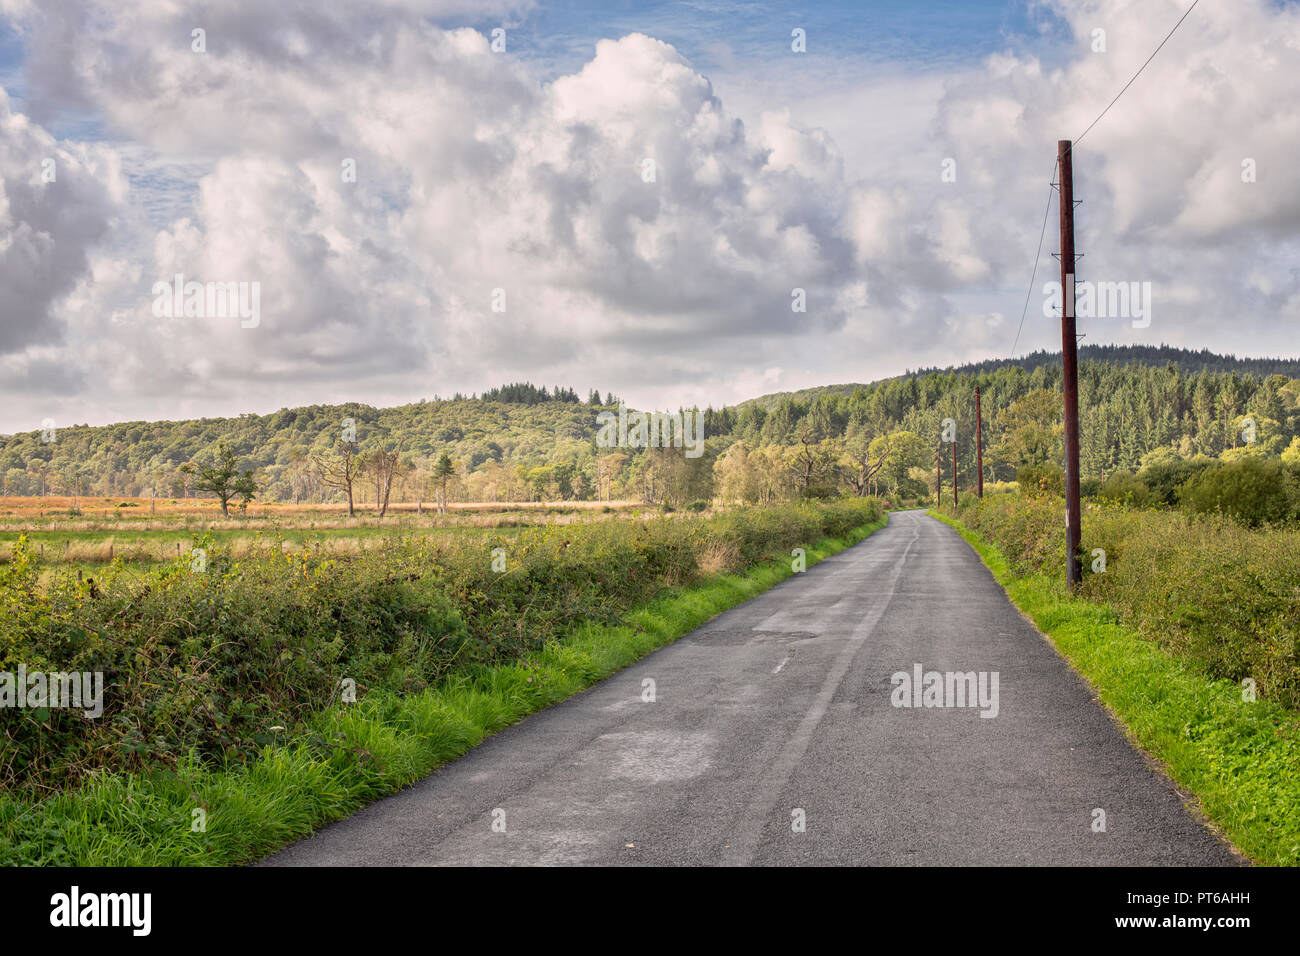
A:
0,515,887,865
930,509,1300,867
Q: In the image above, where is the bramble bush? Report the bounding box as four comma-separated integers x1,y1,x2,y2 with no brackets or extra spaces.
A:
0,499,880,793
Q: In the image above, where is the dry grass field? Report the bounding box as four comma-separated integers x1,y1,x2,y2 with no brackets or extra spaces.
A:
0,495,652,568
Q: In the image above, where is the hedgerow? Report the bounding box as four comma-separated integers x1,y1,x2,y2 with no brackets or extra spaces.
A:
954,494,1300,709
0,498,879,793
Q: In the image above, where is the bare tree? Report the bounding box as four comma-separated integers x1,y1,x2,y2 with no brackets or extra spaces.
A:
402,456,427,513
147,459,171,514
366,446,403,517
313,442,362,516
845,434,889,497
785,431,835,495
61,465,86,511
27,458,52,496
286,446,317,504
597,452,626,501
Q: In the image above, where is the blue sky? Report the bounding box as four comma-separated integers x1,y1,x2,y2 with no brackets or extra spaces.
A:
0,1,1071,136
481,0,1071,78
0,22,21,97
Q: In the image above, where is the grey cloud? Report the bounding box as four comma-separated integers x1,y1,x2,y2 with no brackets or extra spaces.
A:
0,91,118,353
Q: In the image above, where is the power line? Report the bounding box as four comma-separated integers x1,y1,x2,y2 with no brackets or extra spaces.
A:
1010,0,1200,356
1075,0,1202,146
1010,160,1057,357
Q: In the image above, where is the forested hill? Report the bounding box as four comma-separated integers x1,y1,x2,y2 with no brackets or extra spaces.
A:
2,348,1298,504
915,345,1300,381
741,345,1300,411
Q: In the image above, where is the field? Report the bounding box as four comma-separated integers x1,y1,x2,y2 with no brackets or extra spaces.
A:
0,495,651,576
0,496,645,522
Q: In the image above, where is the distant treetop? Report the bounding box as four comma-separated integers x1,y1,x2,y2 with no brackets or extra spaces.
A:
480,383,582,405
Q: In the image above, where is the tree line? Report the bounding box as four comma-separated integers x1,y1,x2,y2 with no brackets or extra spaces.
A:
3,349,1298,509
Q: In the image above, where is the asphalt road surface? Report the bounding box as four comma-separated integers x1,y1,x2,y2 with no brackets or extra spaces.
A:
264,510,1240,866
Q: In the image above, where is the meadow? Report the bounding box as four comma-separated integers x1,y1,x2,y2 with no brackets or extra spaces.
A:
0,495,654,584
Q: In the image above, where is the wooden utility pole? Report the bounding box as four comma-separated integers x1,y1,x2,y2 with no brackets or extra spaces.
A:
936,446,942,508
952,439,958,506
1058,140,1082,589
975,386,984,498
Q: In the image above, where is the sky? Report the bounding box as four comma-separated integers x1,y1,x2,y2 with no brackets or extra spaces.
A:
0,0,1298,431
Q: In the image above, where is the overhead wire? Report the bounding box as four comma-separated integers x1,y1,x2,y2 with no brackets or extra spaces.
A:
1008,0,1201,356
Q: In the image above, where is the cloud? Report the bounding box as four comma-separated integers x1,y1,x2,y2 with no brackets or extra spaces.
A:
0,88,120,355
0,0,1298,430
923,0,1300,354
4,6,886,422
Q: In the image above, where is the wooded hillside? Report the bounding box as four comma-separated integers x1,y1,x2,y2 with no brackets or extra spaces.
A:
3,347,1297,506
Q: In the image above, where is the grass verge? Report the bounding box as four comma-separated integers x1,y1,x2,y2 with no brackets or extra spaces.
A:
930,509,1300,867
0,515,887,865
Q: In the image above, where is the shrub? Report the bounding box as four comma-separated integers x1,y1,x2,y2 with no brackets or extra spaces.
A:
895,475,929,500
1016,462,1064,498
1096,471,1152,507
1178,457,1296,527
1137,455,1216,506
800,485,840,500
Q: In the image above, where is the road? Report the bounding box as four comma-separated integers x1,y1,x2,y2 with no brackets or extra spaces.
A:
263,509,1240,866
